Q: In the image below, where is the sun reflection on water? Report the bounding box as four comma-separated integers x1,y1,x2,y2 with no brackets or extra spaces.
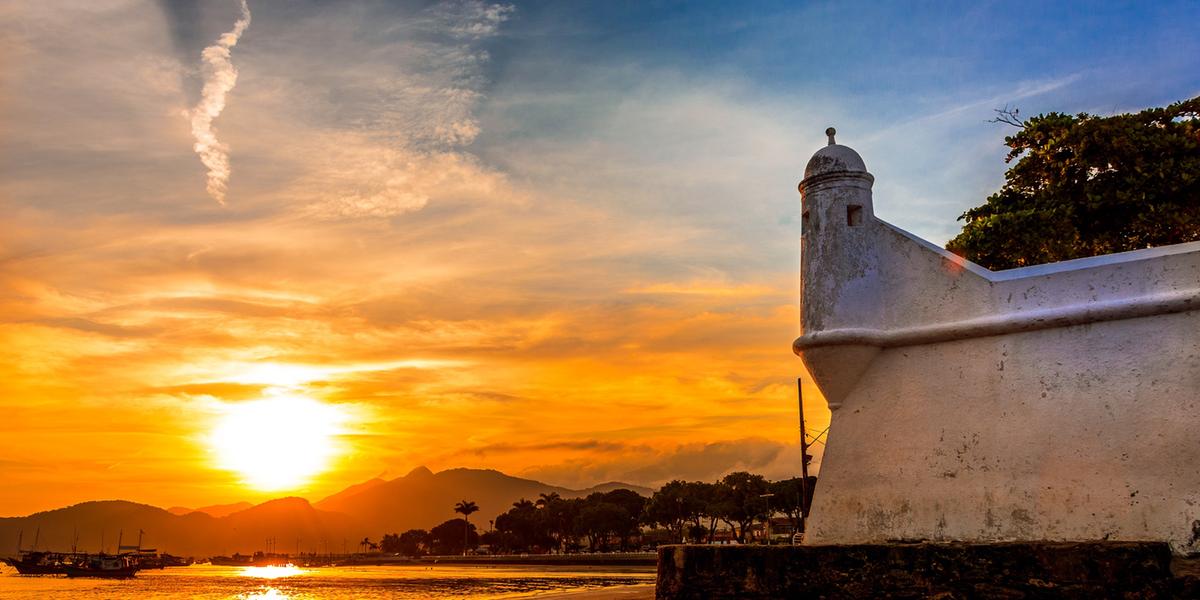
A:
239,564,304,579
241,588,291,600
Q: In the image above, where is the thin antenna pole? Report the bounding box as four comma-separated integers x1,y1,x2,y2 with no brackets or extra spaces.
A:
797,378,811,530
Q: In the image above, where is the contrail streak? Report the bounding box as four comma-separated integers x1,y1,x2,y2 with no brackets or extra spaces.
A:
188,0,251,206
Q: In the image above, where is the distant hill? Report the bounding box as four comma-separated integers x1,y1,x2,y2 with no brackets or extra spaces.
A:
0,469,651,557
217,497,361,554
315,477,386,507
314,467,652,533
0,498,363,558
166,501,253,518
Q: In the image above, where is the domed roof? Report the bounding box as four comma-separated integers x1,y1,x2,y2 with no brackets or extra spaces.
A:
804,127,868,179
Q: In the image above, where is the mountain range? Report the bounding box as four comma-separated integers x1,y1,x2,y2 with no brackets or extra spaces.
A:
0,467,652,558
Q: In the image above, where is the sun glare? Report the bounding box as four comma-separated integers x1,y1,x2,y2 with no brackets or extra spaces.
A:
229,363,331,387
241,565,305,579
210,396,349,491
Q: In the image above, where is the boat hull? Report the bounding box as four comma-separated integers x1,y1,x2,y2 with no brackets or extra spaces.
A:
63,565,138,579
4,558,65,575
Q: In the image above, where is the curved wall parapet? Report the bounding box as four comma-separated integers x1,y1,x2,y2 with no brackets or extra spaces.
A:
794,131,1200,554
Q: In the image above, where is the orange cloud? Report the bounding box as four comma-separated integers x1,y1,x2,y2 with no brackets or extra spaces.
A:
0,0,829,516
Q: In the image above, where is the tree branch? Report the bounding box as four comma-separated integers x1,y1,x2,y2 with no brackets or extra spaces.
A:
989,104,1024,128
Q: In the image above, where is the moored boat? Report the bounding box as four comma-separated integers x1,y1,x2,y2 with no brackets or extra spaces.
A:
62,554,139,579
160,553,194,567
3,551,71,575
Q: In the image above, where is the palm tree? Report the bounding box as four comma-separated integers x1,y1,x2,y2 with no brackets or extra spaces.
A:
454,500,480,556
536,492,564,552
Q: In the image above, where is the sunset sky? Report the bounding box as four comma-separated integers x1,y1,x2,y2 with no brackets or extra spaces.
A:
2,0,1198,516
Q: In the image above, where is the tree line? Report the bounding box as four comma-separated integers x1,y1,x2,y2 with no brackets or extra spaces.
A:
948,95,1200,269
372,472,816,556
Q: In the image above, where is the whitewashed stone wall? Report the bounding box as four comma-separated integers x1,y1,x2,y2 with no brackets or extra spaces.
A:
794,133,1200,554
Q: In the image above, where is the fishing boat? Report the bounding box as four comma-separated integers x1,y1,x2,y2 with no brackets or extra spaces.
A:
209,552,255,566
62,554,139,579
3,529,74,575
159,553,194,567
3,551,69,575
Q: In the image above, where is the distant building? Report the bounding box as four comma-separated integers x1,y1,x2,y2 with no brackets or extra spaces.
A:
794,129,1200,554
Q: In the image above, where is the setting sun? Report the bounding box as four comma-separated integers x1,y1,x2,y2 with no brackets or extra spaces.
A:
209,396,350,491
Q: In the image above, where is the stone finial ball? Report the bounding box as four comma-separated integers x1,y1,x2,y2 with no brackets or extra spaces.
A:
804,129,868,179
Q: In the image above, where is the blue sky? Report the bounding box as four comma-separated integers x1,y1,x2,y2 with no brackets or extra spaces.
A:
472,0,1200,244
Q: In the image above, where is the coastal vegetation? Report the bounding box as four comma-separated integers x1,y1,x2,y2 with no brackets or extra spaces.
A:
374,472,817,556
453,500,480,556
948,95,1200,269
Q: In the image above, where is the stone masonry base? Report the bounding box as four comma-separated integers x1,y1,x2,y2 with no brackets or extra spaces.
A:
657,542,1200,599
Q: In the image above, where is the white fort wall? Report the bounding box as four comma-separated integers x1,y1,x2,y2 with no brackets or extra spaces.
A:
794,133,1200,553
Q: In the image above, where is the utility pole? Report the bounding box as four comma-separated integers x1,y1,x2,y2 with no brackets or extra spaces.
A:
759,493,775,545
797,378,811,534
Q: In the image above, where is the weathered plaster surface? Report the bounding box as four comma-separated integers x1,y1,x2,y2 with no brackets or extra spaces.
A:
794,137,1200,554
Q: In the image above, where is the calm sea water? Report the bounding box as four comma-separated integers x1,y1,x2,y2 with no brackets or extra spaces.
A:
0,564,656,599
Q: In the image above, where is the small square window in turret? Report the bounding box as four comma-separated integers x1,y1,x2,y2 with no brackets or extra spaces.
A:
847,204,863,226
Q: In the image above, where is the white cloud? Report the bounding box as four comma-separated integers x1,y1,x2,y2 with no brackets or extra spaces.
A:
186,0,251,206
436,0,515,39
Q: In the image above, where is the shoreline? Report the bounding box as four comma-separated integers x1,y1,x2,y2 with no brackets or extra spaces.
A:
415,553,657,567
520,583,656,599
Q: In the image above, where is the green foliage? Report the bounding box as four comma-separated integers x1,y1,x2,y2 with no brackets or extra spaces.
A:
380,529,430,556
491,496,550,552
428,518,477,555
454,500,480,518
382,473,819,554
644,480,701,543
485,489,647,553
577,502,630,552
947,96,1200,269
712,472,769,543
452,500,481,555
769,476,816,534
